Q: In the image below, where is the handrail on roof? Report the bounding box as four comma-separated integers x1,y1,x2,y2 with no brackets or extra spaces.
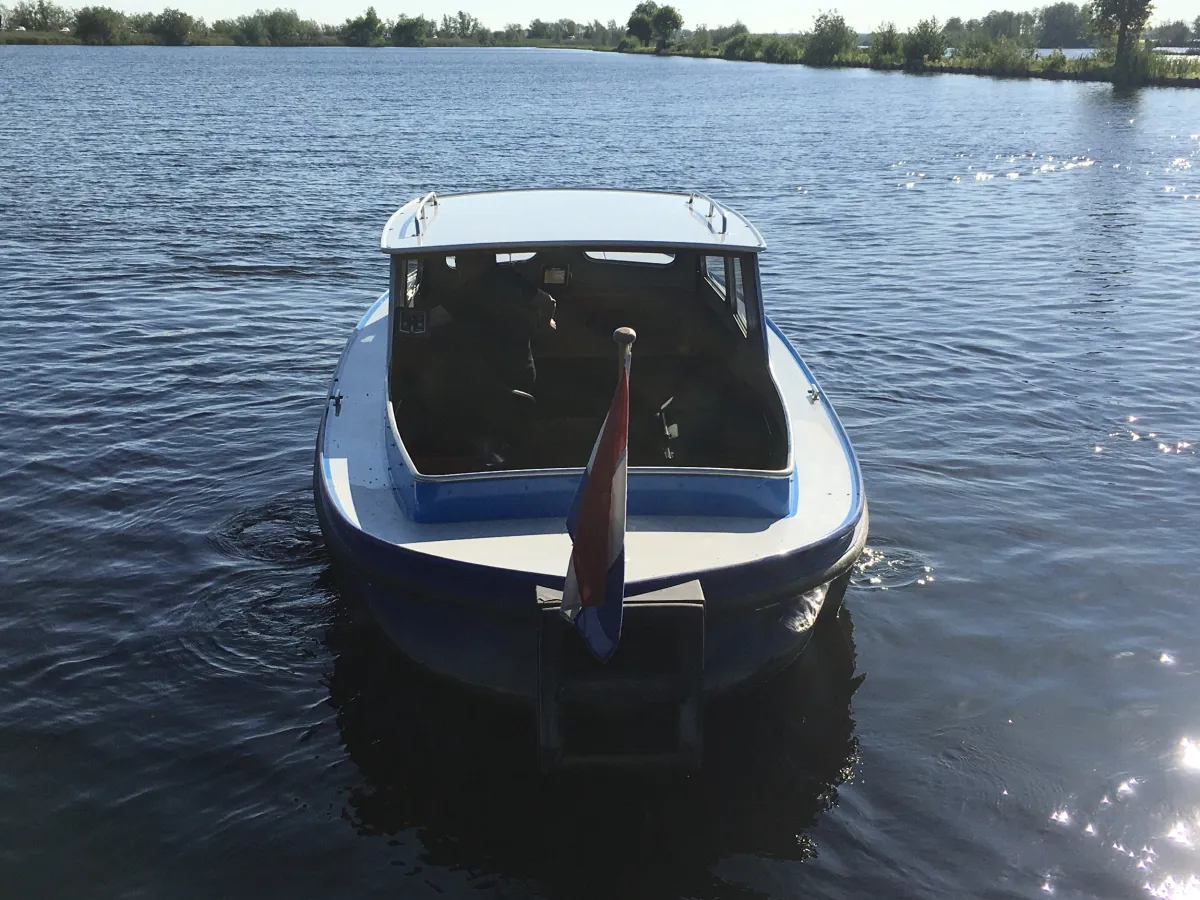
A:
412,192,439,237
685,192,728,235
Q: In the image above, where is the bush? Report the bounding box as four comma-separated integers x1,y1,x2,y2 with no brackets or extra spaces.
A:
722,31,762,60
902,17,945,68
949,31,992,57
710,21,747,44
983,35,1034,73
1135,46,1200,78
1041,47,1068,70
804,10,854,65
869,21,900,62
762,34,801,63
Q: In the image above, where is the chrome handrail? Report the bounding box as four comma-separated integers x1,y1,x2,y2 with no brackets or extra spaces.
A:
413,191,439,236
685,191,728,235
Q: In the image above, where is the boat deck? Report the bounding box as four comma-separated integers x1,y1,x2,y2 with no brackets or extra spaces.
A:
318,294,860,587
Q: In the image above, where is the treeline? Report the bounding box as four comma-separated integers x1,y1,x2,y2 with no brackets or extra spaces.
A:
0,0,631,46
1148,16,1200,45
941,5,1199,49
2,0,1197,67
698,7,1200,82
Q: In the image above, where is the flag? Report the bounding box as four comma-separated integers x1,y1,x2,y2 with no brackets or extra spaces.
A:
560,349,630,662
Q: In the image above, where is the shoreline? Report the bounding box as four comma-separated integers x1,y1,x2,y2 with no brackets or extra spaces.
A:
4,31,1197,88
810,56,1200,88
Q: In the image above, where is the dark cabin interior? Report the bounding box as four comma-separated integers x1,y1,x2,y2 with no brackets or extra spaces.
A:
387,248,790,476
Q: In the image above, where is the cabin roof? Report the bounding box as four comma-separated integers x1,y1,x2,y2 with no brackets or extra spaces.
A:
380,189,766,255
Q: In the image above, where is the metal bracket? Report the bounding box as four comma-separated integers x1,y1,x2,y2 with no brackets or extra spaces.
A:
536,581,705,770
807,385,820,403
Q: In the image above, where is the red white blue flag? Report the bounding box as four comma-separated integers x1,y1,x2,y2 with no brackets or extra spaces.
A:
560,351,630,662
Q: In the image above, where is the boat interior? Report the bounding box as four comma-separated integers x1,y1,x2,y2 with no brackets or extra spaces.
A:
388,247,791,476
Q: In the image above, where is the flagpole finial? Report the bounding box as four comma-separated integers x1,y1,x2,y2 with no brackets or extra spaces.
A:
613,327,637,346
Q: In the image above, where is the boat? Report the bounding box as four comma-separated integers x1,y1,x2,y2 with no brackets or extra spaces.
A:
314,189,867,769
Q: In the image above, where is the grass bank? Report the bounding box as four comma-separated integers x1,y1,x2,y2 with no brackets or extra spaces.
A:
1,29,79,43
0,30,589,48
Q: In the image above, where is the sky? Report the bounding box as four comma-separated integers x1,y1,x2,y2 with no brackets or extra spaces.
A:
114,0,1199,34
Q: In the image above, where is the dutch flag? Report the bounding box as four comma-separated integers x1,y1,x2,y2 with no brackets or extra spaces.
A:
560,339,631,663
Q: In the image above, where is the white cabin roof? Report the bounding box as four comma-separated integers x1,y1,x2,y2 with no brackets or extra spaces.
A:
379,189,766,255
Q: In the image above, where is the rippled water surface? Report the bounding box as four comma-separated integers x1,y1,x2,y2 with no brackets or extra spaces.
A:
2,46,1199,899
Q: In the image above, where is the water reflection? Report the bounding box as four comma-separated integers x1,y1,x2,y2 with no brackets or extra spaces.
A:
323,579,863,898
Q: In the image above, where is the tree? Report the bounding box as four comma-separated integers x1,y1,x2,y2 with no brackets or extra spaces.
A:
1193,14,1200,38
649,4,681,49
126,10,154,33
1039,2,1090,48
74,5,125,42
10,0,71,30
261,8,301,44
1090,0,1153,74
710,20,746,43
869,21,900,61
153,8,194,44
626,13,652,45
804,10,855,64
581,19,609,44
943,15,965,45
626,1,657,44
980,9,1035,43
1150,19,1190,45
454,9,481,37
902,17,945,68
392,13,432,44
344,5,384,45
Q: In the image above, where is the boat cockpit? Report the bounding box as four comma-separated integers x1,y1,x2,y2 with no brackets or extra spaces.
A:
387,246,789,477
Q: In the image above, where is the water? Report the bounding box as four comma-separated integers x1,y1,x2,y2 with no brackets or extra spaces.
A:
1,45,1199,899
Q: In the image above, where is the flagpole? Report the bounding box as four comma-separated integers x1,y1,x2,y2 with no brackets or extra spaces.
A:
614,326,636,373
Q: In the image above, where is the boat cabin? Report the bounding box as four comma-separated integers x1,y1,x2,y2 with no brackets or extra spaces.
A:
382,190,789,481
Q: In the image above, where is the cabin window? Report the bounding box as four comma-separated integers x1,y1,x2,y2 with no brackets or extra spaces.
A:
447,253,536,268
702,255,726,295
729,257,748,327
584,251,675,265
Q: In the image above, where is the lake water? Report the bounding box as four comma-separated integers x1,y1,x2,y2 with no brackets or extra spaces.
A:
2,45,1199,899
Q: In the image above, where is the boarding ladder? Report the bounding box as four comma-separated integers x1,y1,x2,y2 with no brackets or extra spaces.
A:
536,581,706,771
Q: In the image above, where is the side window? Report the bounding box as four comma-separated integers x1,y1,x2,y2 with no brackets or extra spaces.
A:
729,257,748,327
702,255,726,295
404,259,421,306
